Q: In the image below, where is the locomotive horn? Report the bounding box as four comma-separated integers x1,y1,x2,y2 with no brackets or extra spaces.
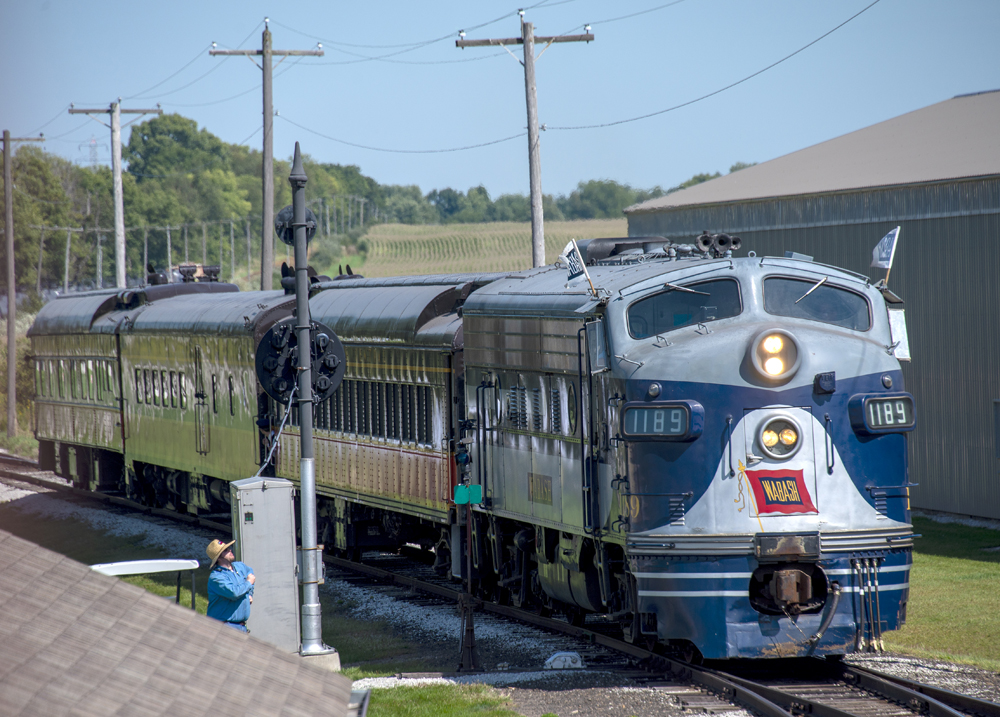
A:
696,231,714,252
713,233,733,252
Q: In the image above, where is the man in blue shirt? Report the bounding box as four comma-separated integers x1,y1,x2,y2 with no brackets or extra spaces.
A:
206,539,256,632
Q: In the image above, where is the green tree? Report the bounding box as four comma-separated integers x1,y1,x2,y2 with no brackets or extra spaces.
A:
427,187,463,223
556,180,662,219
124,114,229,180
452,185,493,223
492,193,530,222
381,185,436,224
1,146,77,294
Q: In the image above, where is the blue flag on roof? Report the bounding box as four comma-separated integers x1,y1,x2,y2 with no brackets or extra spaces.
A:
871,226,900,269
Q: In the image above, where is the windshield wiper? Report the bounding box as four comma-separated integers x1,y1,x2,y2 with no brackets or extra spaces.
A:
664,282,710,296
795,276,827,304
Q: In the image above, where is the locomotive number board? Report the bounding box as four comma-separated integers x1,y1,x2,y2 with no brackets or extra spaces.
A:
621,400,704,442
848,392,916,435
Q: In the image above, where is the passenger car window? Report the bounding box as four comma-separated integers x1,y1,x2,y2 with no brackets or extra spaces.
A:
628,279,742,339
763,277,870,331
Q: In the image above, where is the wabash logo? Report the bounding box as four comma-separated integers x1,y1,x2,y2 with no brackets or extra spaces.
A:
745,469,817,515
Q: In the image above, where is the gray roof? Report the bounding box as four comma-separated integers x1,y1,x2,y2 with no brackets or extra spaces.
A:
627,89,1000,214
0,529,354,717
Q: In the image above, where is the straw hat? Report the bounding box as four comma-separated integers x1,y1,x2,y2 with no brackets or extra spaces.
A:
207,539,236,568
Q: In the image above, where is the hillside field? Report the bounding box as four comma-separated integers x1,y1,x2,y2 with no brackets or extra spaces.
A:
358,218,627,277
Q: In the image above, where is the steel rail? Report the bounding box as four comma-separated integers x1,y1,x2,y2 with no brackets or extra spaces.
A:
711,669,858,717
0,454,232,533
4,453,992,717
715,658,983,717
325,553,792,717
840,664,1000,717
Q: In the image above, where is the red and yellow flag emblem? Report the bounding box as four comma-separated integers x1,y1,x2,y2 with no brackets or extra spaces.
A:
745,469,817,514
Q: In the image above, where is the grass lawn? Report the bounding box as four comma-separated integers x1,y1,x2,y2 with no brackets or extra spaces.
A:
883,515,1000,671
364,685,517,716
0,499,520,715
3,481,998,717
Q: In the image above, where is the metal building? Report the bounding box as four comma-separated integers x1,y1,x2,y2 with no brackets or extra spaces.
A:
625,89,1000,520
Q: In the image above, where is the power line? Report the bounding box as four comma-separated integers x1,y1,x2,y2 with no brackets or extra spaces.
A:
165,82,261,108
276,113,526,154
68,102,163,288
457,16,594,268
142,57,230,100
41,119,92,142
166,52,302,109
274,0,568,65
271,0,562,51
586,0,689,29
237,126,262,146
125,21,265,100
26,105,72,137
124,44,214,100
210,20,323,292
306,47,508,66
548,0,882,131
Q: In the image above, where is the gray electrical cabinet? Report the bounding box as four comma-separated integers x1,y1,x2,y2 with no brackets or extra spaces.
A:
230,477,300,653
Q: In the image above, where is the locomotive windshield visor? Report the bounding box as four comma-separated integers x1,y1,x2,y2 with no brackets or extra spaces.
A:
627,279,741,339
621,400,704,441
763,277,871,331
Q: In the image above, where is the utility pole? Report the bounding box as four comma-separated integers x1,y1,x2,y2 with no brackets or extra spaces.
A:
211,19,323,291
458,17,593,267
3,130,44,438
69,102,162,288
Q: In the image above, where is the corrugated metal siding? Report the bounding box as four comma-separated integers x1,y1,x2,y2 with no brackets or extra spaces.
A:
628,177,1000,520
627,177,1000,237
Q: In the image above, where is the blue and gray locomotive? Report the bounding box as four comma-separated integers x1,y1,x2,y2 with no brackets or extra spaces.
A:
29,235,914,660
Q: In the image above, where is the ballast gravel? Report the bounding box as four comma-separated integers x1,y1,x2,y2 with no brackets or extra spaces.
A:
2,475,998,716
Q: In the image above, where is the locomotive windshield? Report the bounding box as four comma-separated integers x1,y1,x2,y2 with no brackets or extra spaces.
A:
627,279,742,339
763,277,871,331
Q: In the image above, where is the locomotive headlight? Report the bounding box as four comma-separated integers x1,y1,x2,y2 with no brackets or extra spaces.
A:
751,329,801,382
758,416,802,459
764,357,784,376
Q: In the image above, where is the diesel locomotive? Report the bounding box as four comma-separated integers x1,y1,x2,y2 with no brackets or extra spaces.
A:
29,235,915,660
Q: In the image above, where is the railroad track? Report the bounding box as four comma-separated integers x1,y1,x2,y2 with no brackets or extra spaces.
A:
3,452,998,717
714,659,1000,717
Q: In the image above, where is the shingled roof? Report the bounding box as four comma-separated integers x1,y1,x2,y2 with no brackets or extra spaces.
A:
627,89,1000,214
0,529,355,717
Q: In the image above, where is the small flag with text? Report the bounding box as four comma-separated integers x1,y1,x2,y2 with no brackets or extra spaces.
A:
871,226,900,269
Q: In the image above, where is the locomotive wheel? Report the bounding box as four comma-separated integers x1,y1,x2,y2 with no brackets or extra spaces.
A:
564,606,587,628
533,603,553,618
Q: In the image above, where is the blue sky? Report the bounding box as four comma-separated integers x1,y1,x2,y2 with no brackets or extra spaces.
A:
2,0,998,198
